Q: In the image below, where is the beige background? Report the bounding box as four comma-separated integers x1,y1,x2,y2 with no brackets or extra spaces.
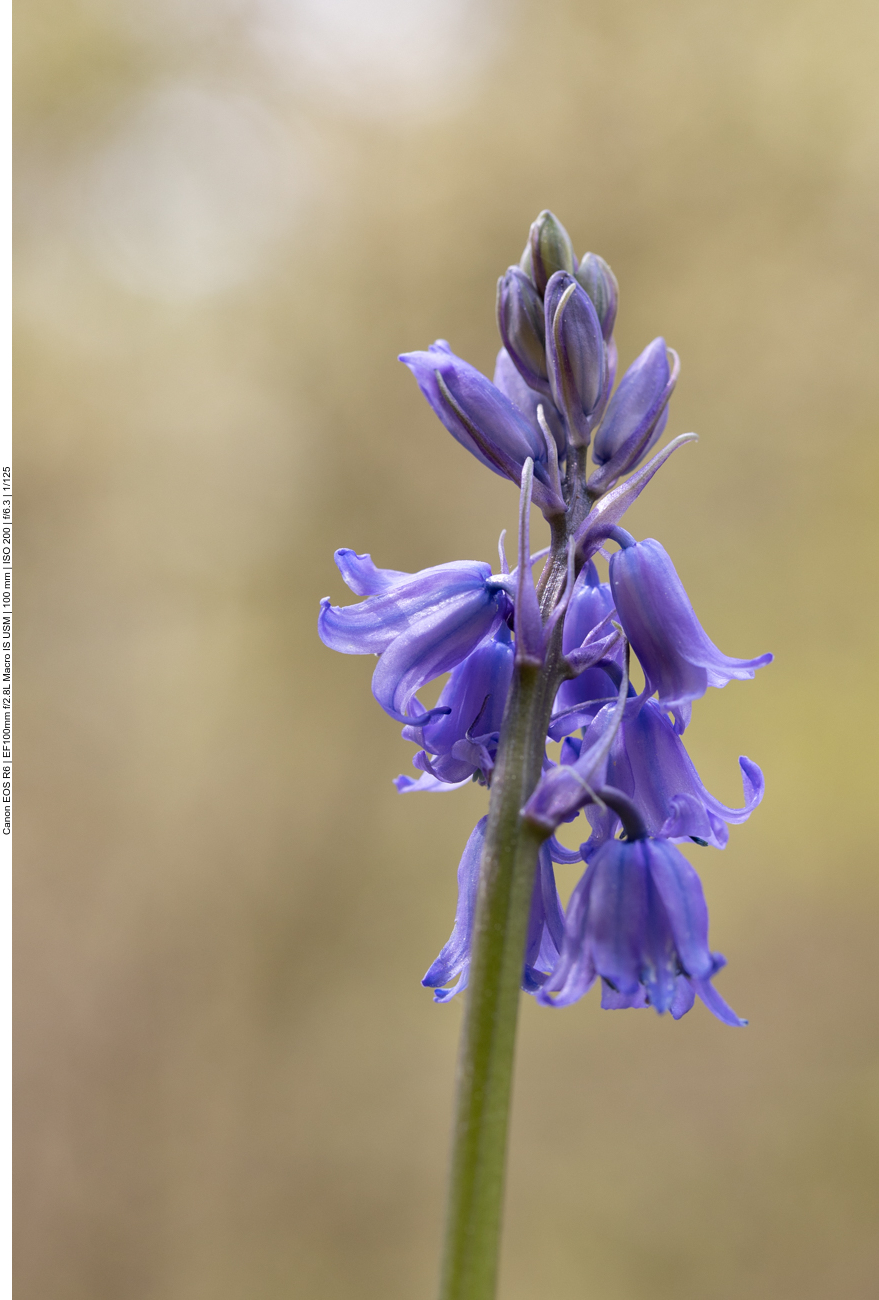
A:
15,1,879,1297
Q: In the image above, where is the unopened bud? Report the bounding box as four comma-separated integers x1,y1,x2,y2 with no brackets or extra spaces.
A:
545,270,606,447
576,252,618,341
496,267,549,393
528,210,575,295
592,338,676,475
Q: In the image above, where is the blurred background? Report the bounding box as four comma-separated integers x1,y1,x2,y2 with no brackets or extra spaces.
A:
14,0,879,1297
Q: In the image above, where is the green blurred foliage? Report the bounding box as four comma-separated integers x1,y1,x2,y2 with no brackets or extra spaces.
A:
15,1,879,1297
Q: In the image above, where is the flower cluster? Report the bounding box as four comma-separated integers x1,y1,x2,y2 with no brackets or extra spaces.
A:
319,211,771,1026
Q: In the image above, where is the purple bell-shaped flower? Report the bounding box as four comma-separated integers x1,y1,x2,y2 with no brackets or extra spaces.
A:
319,550,509,725
609,535,773,731
423,823,565,1002
539,831,746,1026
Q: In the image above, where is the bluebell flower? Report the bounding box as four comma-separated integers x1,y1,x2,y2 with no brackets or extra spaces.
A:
549,560,620,739
545,271,608,448
590,338,679,490
603,698,764,849
493,348,566,458
526,209,576,295
575,252,618,341
496,267,550,397
609,535,773,732
398,623,514,785
318,550,510,724
538,835,746,1026
557,697,764,853
399,342,565,514
423,821,565,1002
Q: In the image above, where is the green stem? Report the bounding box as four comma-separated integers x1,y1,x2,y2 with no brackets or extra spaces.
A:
437,595,566,1300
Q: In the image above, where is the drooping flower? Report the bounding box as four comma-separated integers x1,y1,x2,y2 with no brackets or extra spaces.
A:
544,271,608,448
318,551,509,724
575,252,618,341
399,342,565,514
609,534,773,732
549,560,621,740
604,698,764,848
538,834,746,1026
493,347,566,458
496,267,550,397
590,337,679,489
423,821,565,1002
399,623,514,785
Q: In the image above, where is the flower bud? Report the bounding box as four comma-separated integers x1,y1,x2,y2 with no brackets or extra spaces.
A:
592,338,674,474
575,252,618,341
496,266,549,393
528,210,576,295
545,271,606,447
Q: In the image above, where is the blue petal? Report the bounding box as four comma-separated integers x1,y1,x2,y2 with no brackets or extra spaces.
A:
587,839,648,997
371,587,502,723
693,975,748,1027
334,548,410,596
609,539,773,726
400,343,547,480
393,771,471,793
404,626,514,781
622,700,764,848
644,839,715,981
592,337,671,468
318,559,492,655
537,865,598,1007
493,348,566,457
600,980,648,1010
422,818,487,1002
545,271,606,444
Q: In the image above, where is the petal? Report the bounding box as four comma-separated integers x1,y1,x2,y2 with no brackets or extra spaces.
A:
592,337,671,467
393,771,471,793
644,840,715,981
588,839,648,996
400,343,546,479
333,548,410,596
545,271,606,442
600,979,648,1009
693,974,748,1027
422,818,487,1002
640,868,679,1014
318,560,492,655
410,627,514,761
537,866,598,1007
610,539,772,716
670,975,696,1019
493,348,566,456
371,588,501,723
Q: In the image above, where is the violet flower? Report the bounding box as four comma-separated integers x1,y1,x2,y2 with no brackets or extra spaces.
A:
549,560,621,739
539,834,746,1026
493,347,566,458
604,698,764,848
609,534,773,732
590,337,679,490
318,551,509,724
423,823,565,1002
399,623,514,786
544,270,608,448
399,341,565,515
575,252,618,341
